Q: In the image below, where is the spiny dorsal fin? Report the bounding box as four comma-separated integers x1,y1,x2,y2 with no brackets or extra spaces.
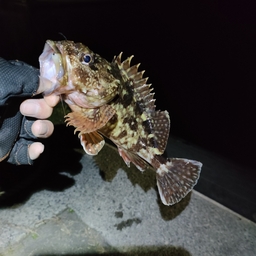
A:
113,53,156,112
113,53,170,153
113,52,123,66
130,70,145,80
127,63,141,76
122,55,134,70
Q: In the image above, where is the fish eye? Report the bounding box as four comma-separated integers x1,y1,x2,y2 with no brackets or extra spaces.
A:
83,54,93,65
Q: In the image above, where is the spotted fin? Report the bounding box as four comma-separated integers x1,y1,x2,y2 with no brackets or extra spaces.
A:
156,158,202,205
65,104,115,135
80,132,105,155
113,53,155,111
113,53,170,153
118,146,149,172
144,110,170,154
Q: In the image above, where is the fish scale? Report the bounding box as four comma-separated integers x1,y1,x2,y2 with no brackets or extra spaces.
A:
39,40,203,205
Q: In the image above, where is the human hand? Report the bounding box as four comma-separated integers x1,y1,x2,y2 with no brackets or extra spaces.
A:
20,94,59,161
0,57,59,165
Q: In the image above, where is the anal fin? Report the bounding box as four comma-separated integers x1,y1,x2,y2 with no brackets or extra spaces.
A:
156,158,202,205
118,147,148,172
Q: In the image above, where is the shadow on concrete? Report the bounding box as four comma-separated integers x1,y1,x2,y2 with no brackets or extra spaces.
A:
0,122,191,220
36,245,192,256
0,124,83,207
157,192,191,221
93,142,191,221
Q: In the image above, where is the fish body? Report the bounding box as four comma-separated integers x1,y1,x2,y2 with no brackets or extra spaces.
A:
39,40,202,205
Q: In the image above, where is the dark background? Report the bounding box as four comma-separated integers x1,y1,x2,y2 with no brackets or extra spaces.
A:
0,0,255,175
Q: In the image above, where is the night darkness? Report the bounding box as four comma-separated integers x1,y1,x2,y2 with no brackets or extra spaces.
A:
0,0,255,173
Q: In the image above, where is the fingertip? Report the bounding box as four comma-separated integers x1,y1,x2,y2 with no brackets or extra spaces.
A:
32,120,54,138
19,100,27,114
44,94,60,107
28,142,45,160
20,99,40,117
20,98,53,119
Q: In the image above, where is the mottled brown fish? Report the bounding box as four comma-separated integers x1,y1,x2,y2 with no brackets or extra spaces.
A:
39,40,202,205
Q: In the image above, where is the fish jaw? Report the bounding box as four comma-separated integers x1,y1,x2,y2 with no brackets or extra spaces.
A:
38,40,65,95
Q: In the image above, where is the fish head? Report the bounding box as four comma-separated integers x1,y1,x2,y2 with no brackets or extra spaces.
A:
39,40,120,108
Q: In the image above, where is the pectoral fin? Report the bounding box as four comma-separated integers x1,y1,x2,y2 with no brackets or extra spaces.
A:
80,132,105,155
65,104,115,134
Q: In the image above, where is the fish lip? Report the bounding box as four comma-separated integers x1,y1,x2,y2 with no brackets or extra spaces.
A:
39,40,62,64
45,40,61,54
38,40,65,93
48,40,71,55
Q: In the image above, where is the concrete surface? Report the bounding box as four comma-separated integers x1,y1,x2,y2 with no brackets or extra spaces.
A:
0,137,256,256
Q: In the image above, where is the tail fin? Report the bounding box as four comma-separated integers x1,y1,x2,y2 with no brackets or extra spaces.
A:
156,158,202,205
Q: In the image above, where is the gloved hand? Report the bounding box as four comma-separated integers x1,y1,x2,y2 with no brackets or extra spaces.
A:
0,57,58,165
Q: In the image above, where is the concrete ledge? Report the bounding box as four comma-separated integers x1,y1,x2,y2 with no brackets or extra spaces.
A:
0,142,255,255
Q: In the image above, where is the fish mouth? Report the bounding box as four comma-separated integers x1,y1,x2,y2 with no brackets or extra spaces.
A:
38,40,65,94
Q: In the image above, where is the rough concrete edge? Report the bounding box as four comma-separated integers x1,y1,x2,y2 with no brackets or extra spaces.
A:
193,190,256,226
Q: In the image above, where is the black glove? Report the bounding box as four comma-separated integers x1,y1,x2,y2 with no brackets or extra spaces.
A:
0,57,39,165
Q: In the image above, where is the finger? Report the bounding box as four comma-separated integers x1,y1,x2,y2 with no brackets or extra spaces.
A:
28,142,45,160
31,120,54,138
20,98,53,119
43,94,60,108
6,138,35,165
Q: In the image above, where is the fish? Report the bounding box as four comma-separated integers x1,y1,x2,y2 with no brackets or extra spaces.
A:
39,40,202,206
